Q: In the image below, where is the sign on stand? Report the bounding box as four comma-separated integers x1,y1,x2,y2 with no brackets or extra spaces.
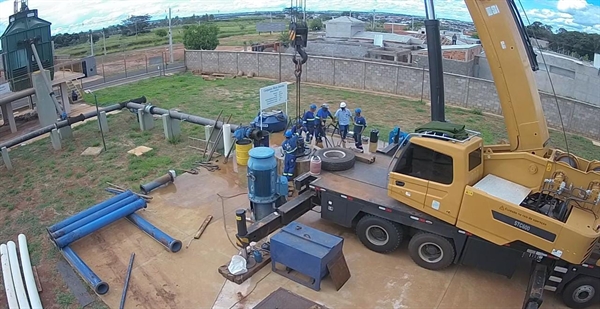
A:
258,82,288,129
0,82,12,96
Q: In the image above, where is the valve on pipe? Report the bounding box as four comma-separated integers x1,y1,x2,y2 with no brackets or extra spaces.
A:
140,170,177,195
233,126,267,142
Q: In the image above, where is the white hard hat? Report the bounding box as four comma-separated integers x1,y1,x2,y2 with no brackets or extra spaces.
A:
340,102,347,108
322,103,329,108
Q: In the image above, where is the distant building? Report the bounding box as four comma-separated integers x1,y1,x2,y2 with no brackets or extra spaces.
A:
383,23,409,34
324,16,366,38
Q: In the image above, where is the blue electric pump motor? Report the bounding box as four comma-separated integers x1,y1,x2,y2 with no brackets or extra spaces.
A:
247,147,289,221
251,110,289,133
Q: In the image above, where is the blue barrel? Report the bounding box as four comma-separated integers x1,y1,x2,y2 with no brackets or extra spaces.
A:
251,111,288,133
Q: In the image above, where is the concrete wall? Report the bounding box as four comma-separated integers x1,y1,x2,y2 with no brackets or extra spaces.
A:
185,50,600,140
475,53,600,106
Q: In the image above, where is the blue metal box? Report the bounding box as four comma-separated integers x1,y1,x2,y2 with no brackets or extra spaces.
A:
270,221,344,290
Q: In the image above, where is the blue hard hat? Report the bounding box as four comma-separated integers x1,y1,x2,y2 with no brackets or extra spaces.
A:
284,130,293,138
355,108,362,114
310,104,317,109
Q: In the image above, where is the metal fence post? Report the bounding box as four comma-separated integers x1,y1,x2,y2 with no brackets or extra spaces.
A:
145,54,148,73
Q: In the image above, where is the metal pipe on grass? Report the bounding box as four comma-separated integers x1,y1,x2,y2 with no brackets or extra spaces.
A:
61,246,109,295
47,191,134,233
54,199,147,248
50,195,139,239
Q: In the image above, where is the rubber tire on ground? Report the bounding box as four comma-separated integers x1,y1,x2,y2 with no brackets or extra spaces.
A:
314,147,356,171
408,232,455,271
561,276,600,309
355,215,404,253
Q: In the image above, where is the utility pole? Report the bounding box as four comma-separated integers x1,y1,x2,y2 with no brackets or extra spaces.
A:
168,7,173,63
102,30,106,55
89,30,94,56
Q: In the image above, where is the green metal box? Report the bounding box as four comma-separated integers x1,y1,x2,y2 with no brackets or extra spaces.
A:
0,9,54,92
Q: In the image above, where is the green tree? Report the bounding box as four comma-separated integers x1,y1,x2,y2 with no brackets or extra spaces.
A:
155,29,168,37
309,19,323,31
183,24,220,50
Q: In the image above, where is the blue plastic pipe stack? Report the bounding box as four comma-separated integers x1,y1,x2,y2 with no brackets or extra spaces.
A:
47,190,182,295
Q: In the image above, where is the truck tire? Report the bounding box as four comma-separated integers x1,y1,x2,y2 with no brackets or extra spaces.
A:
561,276,600,309
408,232,455,271
356,215,403,253
314,147,355,171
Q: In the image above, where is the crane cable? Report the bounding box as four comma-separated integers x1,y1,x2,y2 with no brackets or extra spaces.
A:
517,0,570,156
288,0,308,131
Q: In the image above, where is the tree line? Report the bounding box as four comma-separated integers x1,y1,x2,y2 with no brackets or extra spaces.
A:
526,21,600,61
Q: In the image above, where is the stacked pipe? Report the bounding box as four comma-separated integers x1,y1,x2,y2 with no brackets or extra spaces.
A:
45,191,182,295
1,234,43,309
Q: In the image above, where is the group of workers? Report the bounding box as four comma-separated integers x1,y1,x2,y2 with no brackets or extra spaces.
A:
281,102,367,181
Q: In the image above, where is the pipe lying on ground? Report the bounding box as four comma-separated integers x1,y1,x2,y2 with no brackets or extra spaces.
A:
126,213,182,253
50,195,138,239
0,97,147,150
48,191,134,233
125,102,241,132
54,199,147,248
0,243,19,309
140,170,176,194
61,246,109,295
7,241,30,309
17,234,43,309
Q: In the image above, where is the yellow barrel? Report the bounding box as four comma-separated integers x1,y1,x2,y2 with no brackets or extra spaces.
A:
235,139,253,166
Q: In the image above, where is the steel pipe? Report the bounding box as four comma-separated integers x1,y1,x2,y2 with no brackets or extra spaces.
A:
48,191,134,233
7,241,30,309
61,246,109,295
0,97,147,150
125,102,240,132
54,199,147,248
17,234,43,309
1,243,19,309
50,195,139,239
0,88,35,106
126,213,182,252
140,170,176,194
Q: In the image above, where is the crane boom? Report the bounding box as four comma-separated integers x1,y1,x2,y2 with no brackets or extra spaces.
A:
464,0,550,155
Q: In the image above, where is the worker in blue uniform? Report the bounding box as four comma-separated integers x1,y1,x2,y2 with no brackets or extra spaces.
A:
302,104,317,143
334,101,352,142
353,108,367,152
281,129,298,181
315,103,334,144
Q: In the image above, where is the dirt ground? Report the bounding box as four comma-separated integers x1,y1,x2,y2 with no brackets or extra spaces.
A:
66,157,571,309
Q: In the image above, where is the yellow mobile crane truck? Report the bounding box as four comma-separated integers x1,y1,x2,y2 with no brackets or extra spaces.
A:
234,1,600,308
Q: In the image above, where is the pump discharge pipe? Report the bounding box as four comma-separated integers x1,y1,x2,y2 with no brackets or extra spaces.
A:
18,234,43,309
1,243,19,309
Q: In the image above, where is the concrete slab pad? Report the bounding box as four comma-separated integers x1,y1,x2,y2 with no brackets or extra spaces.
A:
81,146,103,156
67,164,570,309
127,146,153,156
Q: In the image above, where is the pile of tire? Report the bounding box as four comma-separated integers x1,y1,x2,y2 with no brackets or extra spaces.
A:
313,147,356,171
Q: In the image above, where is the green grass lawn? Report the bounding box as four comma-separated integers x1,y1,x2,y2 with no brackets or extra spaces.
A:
57,18,287,57
0,72,598,308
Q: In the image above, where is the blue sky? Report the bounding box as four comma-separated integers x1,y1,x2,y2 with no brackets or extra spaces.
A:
0,0,599,35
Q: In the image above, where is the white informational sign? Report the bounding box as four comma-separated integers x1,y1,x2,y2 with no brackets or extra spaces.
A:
259,82,288,111
0,82,11,96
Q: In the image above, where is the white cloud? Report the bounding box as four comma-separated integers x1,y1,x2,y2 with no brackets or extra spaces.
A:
557,0,588,11
0,0,598,35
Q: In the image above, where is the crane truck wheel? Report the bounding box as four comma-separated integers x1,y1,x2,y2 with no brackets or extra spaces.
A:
408,232,455,271
356,215,403,253
561,276,600,309
314,147,356,171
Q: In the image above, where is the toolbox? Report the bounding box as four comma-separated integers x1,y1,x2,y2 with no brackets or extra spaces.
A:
270,221,344,291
